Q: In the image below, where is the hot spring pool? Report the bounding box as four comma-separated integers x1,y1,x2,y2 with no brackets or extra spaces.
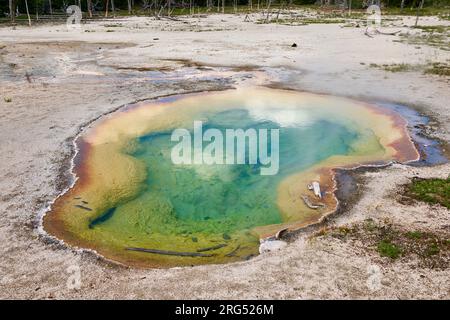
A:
44,87,419,267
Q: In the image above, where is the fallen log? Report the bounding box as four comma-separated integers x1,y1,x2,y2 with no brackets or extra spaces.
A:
225,245,241,257
197,243,228,252
364,28,374,38
301,194,325,210
74,204,93,211
275,228,289,240
375,29,401,36
125,247,214,257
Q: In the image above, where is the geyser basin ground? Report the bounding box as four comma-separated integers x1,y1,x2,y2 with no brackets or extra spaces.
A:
44,87,419,268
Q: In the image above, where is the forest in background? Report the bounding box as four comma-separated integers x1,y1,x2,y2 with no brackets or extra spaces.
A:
1,0,449,23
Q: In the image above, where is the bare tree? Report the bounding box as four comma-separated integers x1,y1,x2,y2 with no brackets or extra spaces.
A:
25,0,31,26
49,0,53,15
415,0,425,26
9,0,16,23
9,0,12,21
87,0,93,17
400,0,406,13
111,0,116,17
128,0,132,14
264,0,272,23
105,0,109,17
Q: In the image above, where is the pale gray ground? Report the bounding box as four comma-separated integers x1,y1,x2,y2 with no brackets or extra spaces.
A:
0,13,449,299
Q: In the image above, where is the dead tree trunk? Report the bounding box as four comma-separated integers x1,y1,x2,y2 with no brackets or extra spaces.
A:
111,0,116,17
9,0,12,21
105,0,109,17
400,0,405,13
415,0,425,27
265,0,272,23
25,0,31,26
127,0,132,14
87,0,93,17
10,0,16,23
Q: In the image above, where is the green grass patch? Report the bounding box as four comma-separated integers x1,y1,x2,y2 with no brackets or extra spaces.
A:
426,242,440,256
406,177,450,209
318,219,449,268
406,231,424,239
377,240,402,259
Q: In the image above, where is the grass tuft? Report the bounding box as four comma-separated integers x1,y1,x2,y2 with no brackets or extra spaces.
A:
377,240,402,259
406,231,424,239
318,219,449,269
406,177,450,209
424,62,450,77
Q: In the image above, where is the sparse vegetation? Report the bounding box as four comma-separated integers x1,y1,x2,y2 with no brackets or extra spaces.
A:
406,230,424,239
369,63,420,72
1,1,450,25
400,26,450,51
383,6,450,17
413,25,450,34
383,63,417,72
314,219,449,269
424,62,450,76
369,62,450,77
405,177,450,209
257,17,347,25
377,240,402,259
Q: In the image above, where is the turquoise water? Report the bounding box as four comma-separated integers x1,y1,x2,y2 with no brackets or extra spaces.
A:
106,108,361,237
45,90,424,267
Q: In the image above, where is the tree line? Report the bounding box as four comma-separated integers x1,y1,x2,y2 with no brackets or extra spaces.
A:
3,0,448,23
